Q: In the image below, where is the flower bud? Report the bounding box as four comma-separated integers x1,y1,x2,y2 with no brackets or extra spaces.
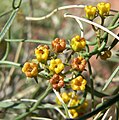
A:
97,2,111,17
85,5,97,20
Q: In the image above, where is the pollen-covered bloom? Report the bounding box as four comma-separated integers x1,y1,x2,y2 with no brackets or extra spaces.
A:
70,35,86,52
84,5,97,20
22,62,38,78
52,38,66,53
50,74,64,90
97,2,111,17
49,58,64,74
35,45,49,63
70,76,87,91
71,56,86,71
100,50,111,60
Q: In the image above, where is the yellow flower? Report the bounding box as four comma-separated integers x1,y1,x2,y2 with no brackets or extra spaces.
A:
97,2,111,17
61,92,70,103
56,92,70,105
22,62,38,78
35,45,49,63
68,92,78,100
69,99,79,107
85,5,97,20
49,58,64,74
69,109,78,118
70,35,86,52
70,76,87,91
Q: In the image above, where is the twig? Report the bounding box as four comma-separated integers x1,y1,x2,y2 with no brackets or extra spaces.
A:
15,83,52,120
64,13,119,41
53,89,71,118
75,18,84,37
26,4,85,21
31,117,53,120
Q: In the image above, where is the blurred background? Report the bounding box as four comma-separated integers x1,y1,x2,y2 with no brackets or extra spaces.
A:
0,0,119,119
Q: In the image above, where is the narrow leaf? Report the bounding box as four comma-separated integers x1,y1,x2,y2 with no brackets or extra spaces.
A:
102,66,119,91
0,102,14,108
0,9,18,42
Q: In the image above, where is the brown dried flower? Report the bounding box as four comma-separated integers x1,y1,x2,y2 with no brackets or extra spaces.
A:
52,38,66,53
50,74,64,90
71,56,86,71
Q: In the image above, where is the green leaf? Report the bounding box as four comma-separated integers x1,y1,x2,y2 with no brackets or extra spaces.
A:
13,103,27,109
0,9,18,42
0,101,14,108
102,66,119,91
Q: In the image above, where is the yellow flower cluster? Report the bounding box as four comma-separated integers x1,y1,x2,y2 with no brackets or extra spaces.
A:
56,92,88,118
35,45,49,63
49,58,64,74
56,92,78,105
85,2,111,19
70,35,86,52
70,76,87,91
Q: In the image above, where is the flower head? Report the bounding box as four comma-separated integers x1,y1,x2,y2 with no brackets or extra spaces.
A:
52,38,66,53
70,76,87,91
22,62,38,78
85,5,97,20
97,2,111,17
50,74,64,90
55,91,88,118
70,35,86,52
35,45,49,63
100,50,111,60
56,92,79,105
71,56,86,71
49,58,64,74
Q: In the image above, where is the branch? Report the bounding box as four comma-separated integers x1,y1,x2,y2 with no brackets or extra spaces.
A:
26,4,85,21
64,13,119,41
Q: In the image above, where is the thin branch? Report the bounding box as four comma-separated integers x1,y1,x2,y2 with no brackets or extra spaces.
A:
53,89,71,118
64,13,119,41
75,18,84,37
26,4,85,21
